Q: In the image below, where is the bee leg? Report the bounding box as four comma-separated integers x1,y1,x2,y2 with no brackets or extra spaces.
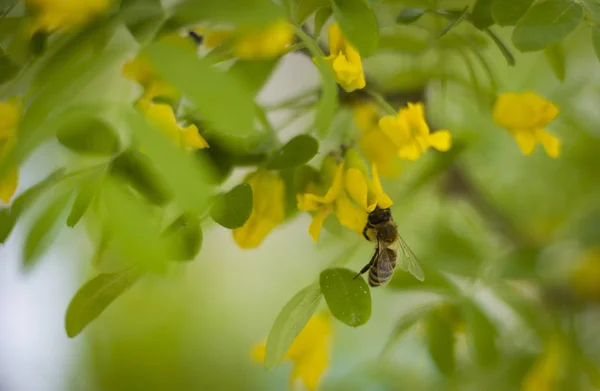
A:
354,248,379,279
362,226,370,241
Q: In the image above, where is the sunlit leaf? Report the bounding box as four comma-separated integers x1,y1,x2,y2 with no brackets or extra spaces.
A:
396,8,426,24
65,270,141,338
67,172,104,228
162,213,202,261
210,182,253,229
471,0,494,29
465,300,498,366
172,0,284,27
492,0,534,26
266,135,319,170
320,267,371,327
426,308,456,376
512,0,584,52
331,0,379,56
264,283,322,369
544,43,566,82
22,192,70,270
57,117,120,156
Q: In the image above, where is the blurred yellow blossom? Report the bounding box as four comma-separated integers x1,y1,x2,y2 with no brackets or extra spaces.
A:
319,23,365,92
0,99,21,204
343,149,392,213
233,171,285,249
352,102,402,178
24,0,112,33
379,102,451,161
137,100,208,150
521,336,565,391
297,157,365,242
233,19,294,59
493,91,560,158
253,313,331,390
570,248,600,302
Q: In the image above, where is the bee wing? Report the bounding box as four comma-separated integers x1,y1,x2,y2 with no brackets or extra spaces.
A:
395,235,425,281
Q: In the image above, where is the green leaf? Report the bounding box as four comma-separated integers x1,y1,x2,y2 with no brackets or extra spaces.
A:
57,117,120,156
292,0,329,24
320,267,371,327
65,270,140,338
465,300,498,366
544,43,566,82
210,183,253,229
163,213,202,261
67,173,103,228
314,7,333,38
591,24,600,62
331,0,379,56
264,283,322,369
388,265,457,295
172,0,284,27
426,308,456,376
583,0,600,20
0,208,14,243
471,0,494,29
120,0,165,44
23,192,70,270
396,8,426,24
294,27,338,136
512,0,584,52
383,304,436,356
492,0,534,26
145,42,256,143
266,135,319,170
0,48,19,84
230,58,280,97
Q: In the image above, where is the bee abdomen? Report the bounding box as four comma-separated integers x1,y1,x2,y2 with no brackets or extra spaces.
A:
368,267,394,287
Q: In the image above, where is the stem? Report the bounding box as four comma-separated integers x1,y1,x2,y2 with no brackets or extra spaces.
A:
264,88,318,111
364,89,397,115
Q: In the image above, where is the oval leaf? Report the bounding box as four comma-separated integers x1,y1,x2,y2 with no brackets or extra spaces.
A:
492,0,534,26
471,0,494,29
331,0,379,56
465,300,498,366
512,0,584,52
57,117,120,156
65,270,140,338
266,135,319,170
396,8,426,24
544,43,566,82
163,213,203,261
264,283,322,369
314,7,333,38
210,182,253,229
67,173,103,228
320,267,371,327
426,308,456,376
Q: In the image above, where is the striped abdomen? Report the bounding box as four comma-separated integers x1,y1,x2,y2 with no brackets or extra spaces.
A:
368,247,397,287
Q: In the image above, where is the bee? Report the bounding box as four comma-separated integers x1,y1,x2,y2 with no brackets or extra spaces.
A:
355,206,424,286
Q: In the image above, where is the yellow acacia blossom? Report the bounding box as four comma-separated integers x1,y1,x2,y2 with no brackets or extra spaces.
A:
493,91,560,158
521,336,565,391
379,102,452,161
318,23,365,92
233,171,285,249
137,100,208,150
570,248,600,302
24,0,112,33
253,313,331,391
343,149,393,213
352,102,402,178
0,99,21,204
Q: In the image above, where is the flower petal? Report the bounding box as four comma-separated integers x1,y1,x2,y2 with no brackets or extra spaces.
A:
429,130,452,152
252,342,266,362
322,163,344,204
327,23,344,56
345,168,369,210
181,125,209,149
536,128,560,158
370,163,393,209
514,129,537,155
0,166,18,204
335,194,367,233
309,208,330,242
398,142,423,161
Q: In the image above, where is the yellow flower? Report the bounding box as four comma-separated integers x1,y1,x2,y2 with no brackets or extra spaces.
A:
233,171,285,249
297,157,365,242
521,336,565,391
570,248,600,302
253,313,331,391
379,102,452,161
353,102,402,178
137,100,208,150
0,99,21,204
493,91,560,158
343,148,393,213
233,19,294,59
319,23,365,92
24,0,112,33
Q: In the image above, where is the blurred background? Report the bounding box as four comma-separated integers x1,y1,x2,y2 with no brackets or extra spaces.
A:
2,1,600,391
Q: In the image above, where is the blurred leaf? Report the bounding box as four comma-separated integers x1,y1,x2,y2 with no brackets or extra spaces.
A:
484,28,516,66
231,58,279,97
314,7,332,38
492,0,534,26
29,31,47,57
388,265,458,296
292,0,329,23
146,42,256,142
266,135,319,170
210,183,253,229
22,192,70,270
294,27,338,136
464,300,498,366
265,283,322,369
426,309,456,376
544,43,566,82
396,8,426,24
331,0,379,56
378,32,429,53
110,149,171,206
172,0,284,27
120,0,165,44
592,24,600,63
383,304,436,356
67,172,104,228
163,213,202,261
320,267,371,327
471,0,494,29
583,0,600,20
57,117,120,156
491,283,550,338
512,0,584,52
0,208,14,243
65,270,140,338
0,48,19,84
437,7,469,39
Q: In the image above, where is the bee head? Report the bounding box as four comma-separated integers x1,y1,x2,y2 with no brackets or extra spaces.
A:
368,207,391,225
